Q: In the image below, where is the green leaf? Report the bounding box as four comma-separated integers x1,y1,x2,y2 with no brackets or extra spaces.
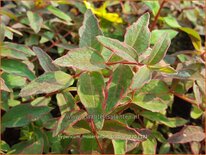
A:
53,110,87,136
0,78,10,92
163,15,181,28
124,12,150,54
168,126,205,143
0,42,35,60
142,137,157,154
138,80,169,95
1,73,26,88
97,120,149,141
143,1,160,16
1,59,36,80
79,9,103,51
54,47,106,71
106,65,133,113
146,33,171,65
0,24,5,42
179,27,202,52
97,36,138,63
131,65,152,90
20,71,74,97
190,106,203,119
0,141,11,153
47,5,72,23
148,65,177,74
112,140,126,155
133,94,168,112
32,47,59,72
27,11,43,33
78,72,105,129
12,139,44,154
2,104,51,127
151,29,178,44
140,111,188,128
56,91,77,114
163,16,202,52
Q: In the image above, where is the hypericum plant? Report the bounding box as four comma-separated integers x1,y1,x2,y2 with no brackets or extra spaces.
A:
1,2,205,154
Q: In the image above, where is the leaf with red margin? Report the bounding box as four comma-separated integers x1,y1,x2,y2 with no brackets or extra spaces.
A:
53,47,106,71
97,36,138,63
168,126,205,143
97,120,150,141
105,65,133,113
124,12,150,54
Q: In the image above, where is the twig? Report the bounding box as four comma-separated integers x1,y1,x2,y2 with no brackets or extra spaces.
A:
150,0,166,31
90,120,104,154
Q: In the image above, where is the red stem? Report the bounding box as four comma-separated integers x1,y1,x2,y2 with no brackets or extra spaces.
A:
150,0,166,31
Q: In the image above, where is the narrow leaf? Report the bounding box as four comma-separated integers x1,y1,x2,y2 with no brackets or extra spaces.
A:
131,65,152,90
33,47,59,72
20,71,74,97
106,65,133,113
53,110,87,136
54,47,106,71
97,36,138,63
97,120,149,141
124,12,150,54
2,104,51,127
146,33,171,65
79,9,103,51
47,5,72,22
1,59,36,80
27,11,43,33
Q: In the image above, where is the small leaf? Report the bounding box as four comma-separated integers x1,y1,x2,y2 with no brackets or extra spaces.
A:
78,72,105,129
0,24,5,42
163,15,181,28
168,126,205,143
151,29,178,44
142,137,157,154
97,36,138,62
190,106,203,119
133,94,168,112
112,140,126,155
124,12,150,54
179,27,202,52
143,1,160,16
2,104,51,127
148,65,177,74
140,111,188,128
20,71,74,97
97,120,149,141
106,65,133,113
47,5,72,23
27,11,43,33
193,82,202,104
54,47,106,71
79,9,103,51
33,47,59,72
146,33,171,65
131,65,152,90
1,42,35,60
1,59,36,80
0,78,10,92
53,110,87,136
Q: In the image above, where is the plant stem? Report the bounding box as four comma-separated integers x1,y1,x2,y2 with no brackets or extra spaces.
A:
170,91,205,111
150,0,166,31
90,120,104,154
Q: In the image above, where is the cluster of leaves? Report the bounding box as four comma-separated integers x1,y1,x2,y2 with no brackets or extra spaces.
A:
0,0,205,154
